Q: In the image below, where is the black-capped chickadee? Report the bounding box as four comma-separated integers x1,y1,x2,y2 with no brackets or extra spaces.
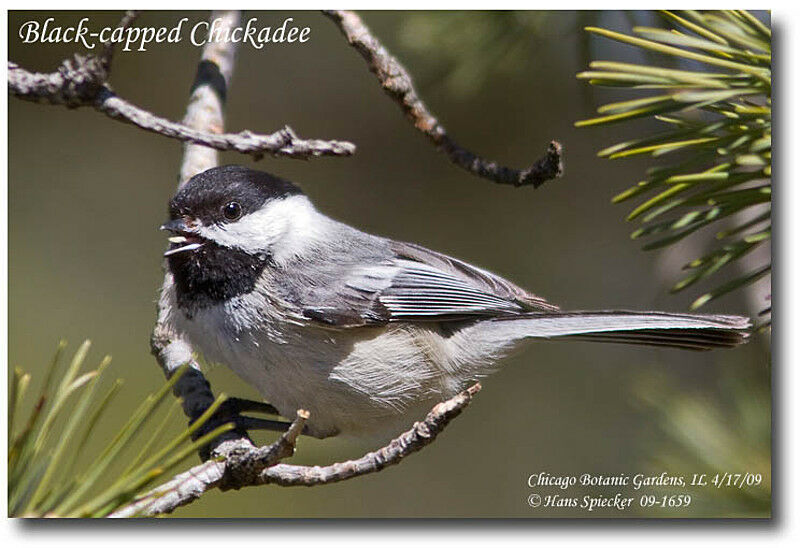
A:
160,165,750,439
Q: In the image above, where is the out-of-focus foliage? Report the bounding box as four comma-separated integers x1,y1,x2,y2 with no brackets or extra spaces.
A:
397,11,554,96
633,367,771,517
396,11,671,98
576,10,771,315
8,341,230,517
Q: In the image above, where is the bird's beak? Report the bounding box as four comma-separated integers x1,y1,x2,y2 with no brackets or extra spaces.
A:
160,218,190,234
160,218,205,257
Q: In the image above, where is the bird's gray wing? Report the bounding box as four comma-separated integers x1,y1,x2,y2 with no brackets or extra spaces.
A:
300,240,558,328
389,241,558,313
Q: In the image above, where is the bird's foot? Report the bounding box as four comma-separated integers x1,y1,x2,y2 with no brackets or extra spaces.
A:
192,397,306,459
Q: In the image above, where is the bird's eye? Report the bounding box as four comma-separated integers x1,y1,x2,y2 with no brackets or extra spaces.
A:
222,201,242,221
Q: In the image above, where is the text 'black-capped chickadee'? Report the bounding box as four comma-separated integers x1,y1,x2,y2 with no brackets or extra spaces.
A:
160,165,750,439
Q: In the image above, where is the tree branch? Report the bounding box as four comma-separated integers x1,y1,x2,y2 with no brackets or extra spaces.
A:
8,61,354,160
7,13,355,161
257,383,481,487
109,384,480,517
99,10,140,72
108,409,308,518
324,9,563,187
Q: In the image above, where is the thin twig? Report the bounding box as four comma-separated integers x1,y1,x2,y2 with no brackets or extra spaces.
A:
110,385,479,517
7,10,355,162
258,383,481,487
109,410,308,517
8,62,355,160
99,10,140,72
324,10,563,187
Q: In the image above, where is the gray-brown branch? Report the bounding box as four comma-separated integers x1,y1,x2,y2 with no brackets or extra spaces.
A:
109,409,309,517
8,50,354,160
324,10,563,187
110,384,480,517
258,383,481,487
99,10,140,72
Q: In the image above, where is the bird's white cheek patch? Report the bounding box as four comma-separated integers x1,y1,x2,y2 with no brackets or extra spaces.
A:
196,195,320,260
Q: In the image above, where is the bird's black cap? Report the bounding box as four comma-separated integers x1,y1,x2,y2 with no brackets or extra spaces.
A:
169,165,303,224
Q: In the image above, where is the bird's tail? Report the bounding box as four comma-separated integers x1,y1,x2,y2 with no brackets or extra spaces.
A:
485,310,751,351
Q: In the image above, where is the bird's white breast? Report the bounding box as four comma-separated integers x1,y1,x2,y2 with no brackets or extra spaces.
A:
169,283,474,438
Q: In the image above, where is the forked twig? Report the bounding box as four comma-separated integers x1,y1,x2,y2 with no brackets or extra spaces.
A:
110,385,480,517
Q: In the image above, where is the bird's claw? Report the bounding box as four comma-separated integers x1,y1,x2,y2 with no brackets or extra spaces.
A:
193,397,306,443
217,397,281,417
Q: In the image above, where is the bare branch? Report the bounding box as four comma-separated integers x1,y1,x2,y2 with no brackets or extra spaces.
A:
8,58,108,107
109,459,224,518
99,10,140,72
110,385,480,517
8,61,354,161
258,383,481,487
324,10,563,188
7,10,355,164
178,9,239,184
109,410,307,518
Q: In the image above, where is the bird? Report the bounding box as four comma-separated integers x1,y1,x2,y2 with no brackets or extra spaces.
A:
159,165,751,440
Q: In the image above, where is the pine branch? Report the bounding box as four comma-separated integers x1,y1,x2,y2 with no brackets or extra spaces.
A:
576,10,770,314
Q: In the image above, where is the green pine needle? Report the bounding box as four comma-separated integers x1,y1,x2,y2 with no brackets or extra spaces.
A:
8,341,228,518
576,10,770,312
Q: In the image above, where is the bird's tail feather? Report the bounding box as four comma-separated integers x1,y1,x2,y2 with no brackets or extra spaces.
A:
488,310,751,351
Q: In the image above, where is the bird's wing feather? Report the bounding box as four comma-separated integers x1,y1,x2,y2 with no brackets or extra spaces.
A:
299,240,557,328
390,241,558,312
368,259,526,320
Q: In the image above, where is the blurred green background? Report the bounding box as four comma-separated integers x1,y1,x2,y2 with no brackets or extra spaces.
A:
8,10,770,517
